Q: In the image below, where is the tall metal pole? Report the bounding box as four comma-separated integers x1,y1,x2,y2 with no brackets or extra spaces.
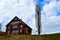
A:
35,2,41,35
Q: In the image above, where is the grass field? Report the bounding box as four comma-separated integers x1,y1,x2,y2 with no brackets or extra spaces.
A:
0,32,60,40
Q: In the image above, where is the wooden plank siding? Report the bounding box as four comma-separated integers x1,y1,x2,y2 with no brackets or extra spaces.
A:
6,16,32,35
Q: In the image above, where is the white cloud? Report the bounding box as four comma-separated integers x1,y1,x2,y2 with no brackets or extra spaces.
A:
1,0,60,34
41,0,60,34
0,0,37,34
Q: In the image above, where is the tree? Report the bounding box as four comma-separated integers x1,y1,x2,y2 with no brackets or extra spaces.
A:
35,2,41,35
0,23,2,32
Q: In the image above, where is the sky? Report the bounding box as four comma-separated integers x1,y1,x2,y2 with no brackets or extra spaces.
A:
0,0,60,34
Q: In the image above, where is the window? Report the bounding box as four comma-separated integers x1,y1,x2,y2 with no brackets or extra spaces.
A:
20,29,22,32
13,26,18,28
25,28,28,34
12,30,18,33
10,21,19,26
20,25,23,27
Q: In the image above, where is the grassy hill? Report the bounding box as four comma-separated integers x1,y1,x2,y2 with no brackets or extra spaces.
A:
0,32,60,40
0,31,6,35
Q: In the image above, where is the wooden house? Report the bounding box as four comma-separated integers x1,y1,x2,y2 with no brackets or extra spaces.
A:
6,16,32,35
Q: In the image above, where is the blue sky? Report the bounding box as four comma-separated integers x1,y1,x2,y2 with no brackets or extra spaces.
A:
0,0,60,34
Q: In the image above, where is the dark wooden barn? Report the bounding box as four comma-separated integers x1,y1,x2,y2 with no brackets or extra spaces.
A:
6,16,32,35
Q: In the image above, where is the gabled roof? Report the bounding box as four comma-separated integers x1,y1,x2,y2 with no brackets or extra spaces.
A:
6,16,32,30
